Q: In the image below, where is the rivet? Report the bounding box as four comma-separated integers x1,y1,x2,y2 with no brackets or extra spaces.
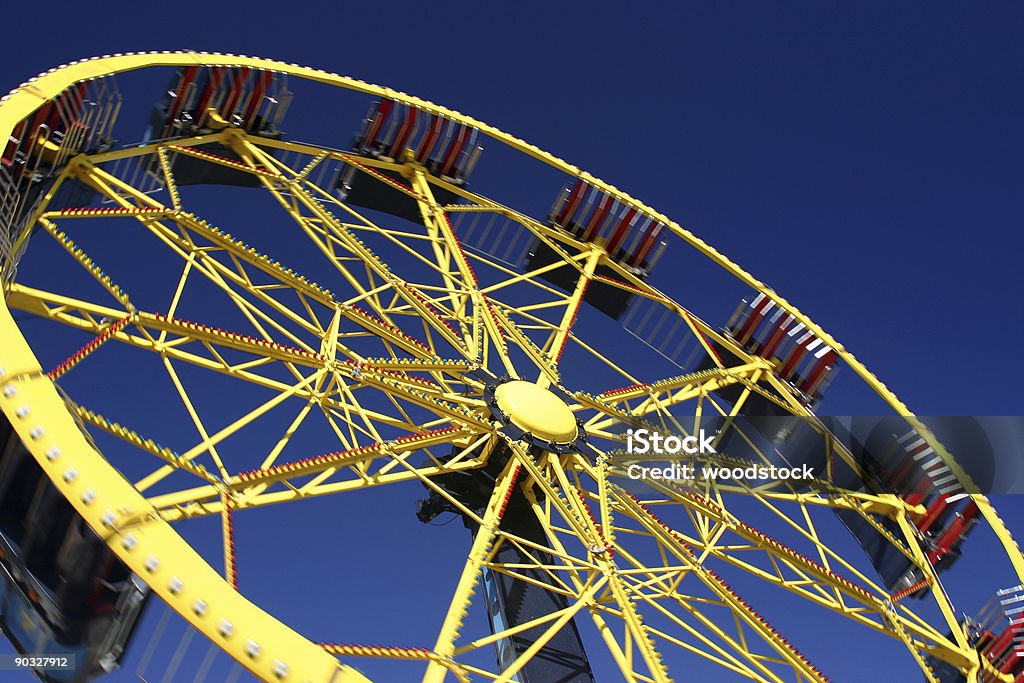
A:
101,509,116,527
81,489,96,504
62,468,78,483
30,426,44,439
246,640,260,658
168,576,184,594
3,384,16,397
16,406,30,418
122,534,137,550
46,446,61,461
144,555,160,572
273,660,288,678
192,599,207,616
219,619,233,637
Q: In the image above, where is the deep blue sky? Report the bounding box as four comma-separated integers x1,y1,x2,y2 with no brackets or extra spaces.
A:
1,3,1022,681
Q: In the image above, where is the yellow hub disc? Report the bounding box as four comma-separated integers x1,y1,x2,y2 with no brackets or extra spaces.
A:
494,380,578,443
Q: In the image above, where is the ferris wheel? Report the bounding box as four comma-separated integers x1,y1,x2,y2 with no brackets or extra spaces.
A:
0,52,1021,683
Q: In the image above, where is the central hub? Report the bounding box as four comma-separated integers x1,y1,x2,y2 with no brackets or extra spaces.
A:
494,380,578,443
